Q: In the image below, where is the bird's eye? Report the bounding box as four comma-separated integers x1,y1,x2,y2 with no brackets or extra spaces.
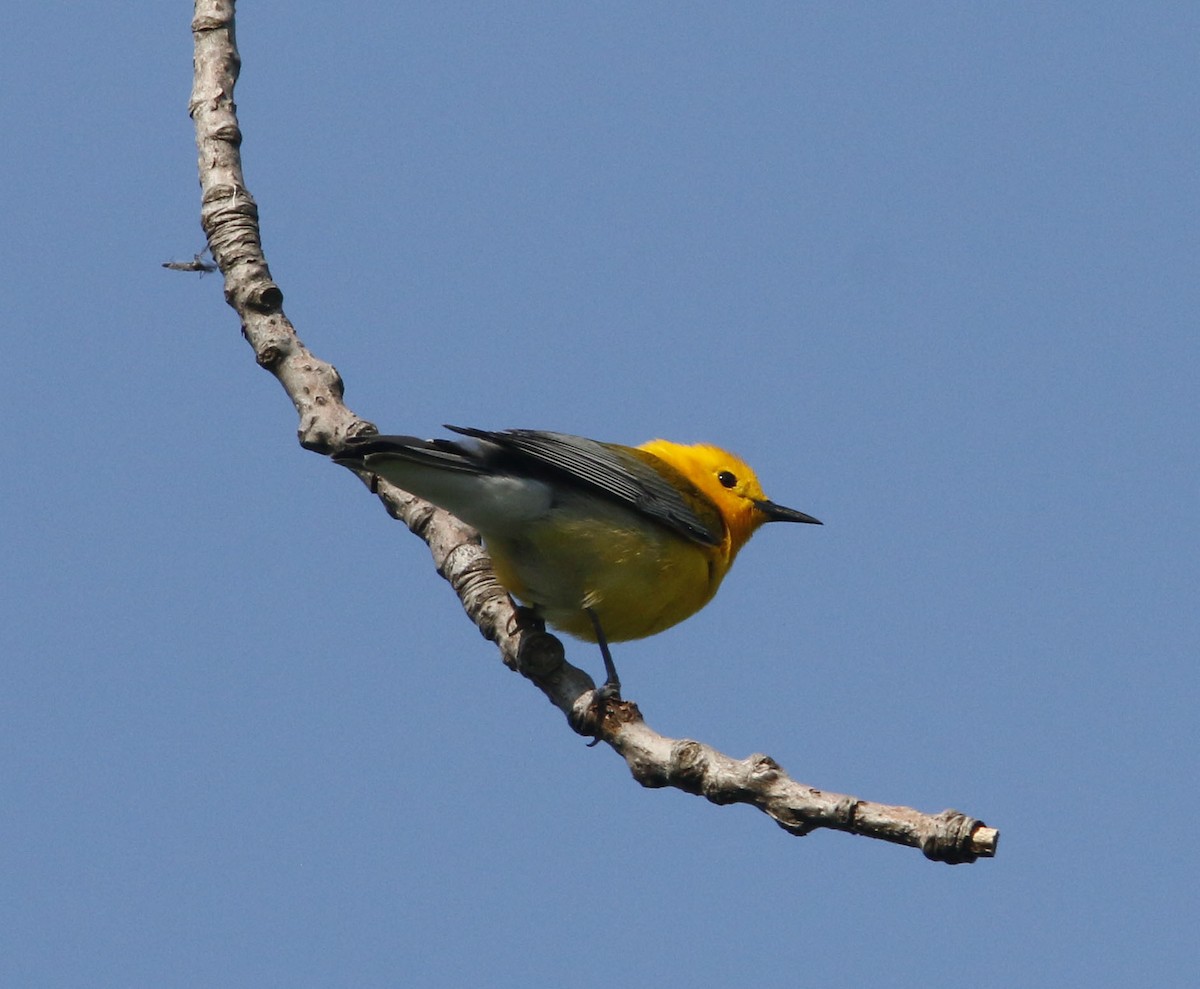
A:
717,470,737,488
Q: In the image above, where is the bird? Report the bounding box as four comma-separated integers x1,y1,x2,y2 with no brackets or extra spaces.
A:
333,426,821,697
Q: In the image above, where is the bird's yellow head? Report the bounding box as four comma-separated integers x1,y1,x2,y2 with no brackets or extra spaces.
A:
637,439,820,560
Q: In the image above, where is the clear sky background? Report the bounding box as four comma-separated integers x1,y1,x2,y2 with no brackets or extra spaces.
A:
2,3,1196,987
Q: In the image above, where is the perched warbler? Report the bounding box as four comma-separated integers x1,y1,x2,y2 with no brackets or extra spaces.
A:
334,426,820,692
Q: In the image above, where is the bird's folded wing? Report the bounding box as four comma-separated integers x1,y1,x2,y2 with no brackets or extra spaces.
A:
445,426,724,546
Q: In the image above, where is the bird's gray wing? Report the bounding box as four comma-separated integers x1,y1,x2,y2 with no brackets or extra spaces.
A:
444,426,724,546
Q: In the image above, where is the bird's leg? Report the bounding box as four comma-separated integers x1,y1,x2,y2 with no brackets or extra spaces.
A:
585,607,621,700
584,609,621,747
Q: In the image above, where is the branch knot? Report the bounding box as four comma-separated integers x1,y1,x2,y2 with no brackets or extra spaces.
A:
920,809,984,865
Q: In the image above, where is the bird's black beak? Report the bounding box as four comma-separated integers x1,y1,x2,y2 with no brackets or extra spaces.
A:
755,500,822,525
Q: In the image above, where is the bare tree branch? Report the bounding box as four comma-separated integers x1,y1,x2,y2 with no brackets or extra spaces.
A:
186,0,999,865
162,250,217,273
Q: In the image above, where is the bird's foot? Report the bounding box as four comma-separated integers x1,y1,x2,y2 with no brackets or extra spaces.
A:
506,600,546,636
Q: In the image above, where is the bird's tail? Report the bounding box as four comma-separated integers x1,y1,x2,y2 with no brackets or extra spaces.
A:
332,433,484,475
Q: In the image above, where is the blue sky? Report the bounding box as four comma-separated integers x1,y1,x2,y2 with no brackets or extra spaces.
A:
2,3,1196,987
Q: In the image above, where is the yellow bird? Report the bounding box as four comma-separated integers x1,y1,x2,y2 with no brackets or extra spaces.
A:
334,426,820,693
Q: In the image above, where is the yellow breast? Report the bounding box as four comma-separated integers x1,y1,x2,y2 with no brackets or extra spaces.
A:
483,498,730,642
